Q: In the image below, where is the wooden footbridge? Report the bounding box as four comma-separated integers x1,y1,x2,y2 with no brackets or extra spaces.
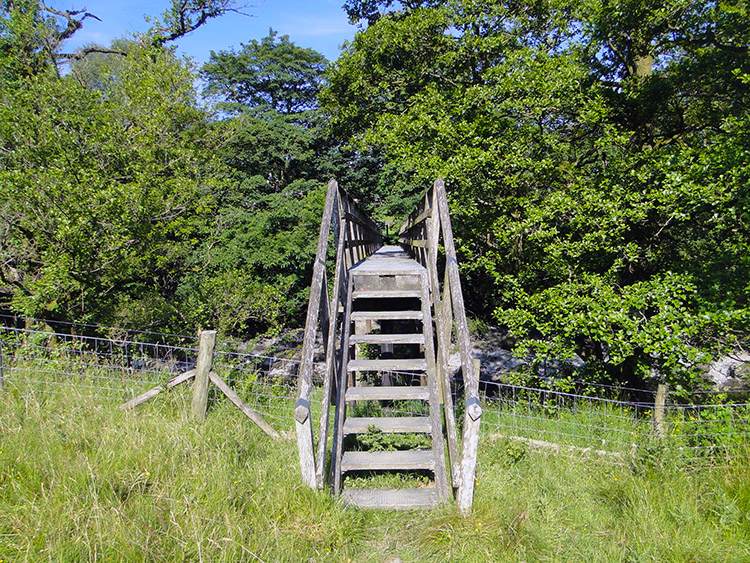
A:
295,178,480,512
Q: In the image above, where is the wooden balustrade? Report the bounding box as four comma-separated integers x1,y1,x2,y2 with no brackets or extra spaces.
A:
295,179,382,489
398,178,481,514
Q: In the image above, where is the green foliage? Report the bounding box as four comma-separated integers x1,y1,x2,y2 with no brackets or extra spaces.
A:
0,42,217,327
323,0,750,386
0,9,339,338
0,0,54,84
355,424,431,451
202,28,327,115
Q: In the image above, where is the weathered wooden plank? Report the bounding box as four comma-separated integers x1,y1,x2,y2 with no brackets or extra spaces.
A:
118,368,196,410
433,178,481,514
341,488,438,510
402,206,433,230
343,416,432,434
191,330,216,423
350,311,423,321
0,336,5,390
315,202,348,489
345,385,429,401
436,270,460,486
654,382,667,438
345,239,375,248
341,450,434,471
419,270,451,501
347,358,427,372
343,211,375,230
351,290,422,299
457,414,480,512
297,179,340,489
332,275,355,494
207,371,279,438
349,333,424,345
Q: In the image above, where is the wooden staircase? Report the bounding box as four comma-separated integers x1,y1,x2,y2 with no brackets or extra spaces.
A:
333,246,450,509
295,179,481,513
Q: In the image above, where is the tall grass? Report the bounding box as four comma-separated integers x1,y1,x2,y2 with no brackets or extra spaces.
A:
1,379,749,562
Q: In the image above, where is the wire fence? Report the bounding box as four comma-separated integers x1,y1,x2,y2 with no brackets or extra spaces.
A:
479,378,750,467
0,324,309,427
1,323,748,467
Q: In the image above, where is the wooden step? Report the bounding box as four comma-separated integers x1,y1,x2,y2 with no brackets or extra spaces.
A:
341,488,438,510
352,290,422,299
344,416,432,434
351,311,423,321
351,266,424,276
347,359,427,372
345,386,430,402
341,450,434,471
349,333,424,345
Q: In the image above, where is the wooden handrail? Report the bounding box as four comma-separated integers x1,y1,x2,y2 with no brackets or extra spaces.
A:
295,179,382,490
398,178,481,514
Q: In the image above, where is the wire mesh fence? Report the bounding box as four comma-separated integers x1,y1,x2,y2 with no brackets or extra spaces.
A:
1,322,748,466
480,378,750,467
0,324,310,428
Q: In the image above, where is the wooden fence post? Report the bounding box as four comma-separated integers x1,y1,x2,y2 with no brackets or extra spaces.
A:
0,335,4,390
191,330,217,423
653,383,667,439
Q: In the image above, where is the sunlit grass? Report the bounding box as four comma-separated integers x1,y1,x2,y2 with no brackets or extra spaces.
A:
1,377,749,562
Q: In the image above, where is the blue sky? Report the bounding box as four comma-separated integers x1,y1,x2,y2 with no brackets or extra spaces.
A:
46,0,358,64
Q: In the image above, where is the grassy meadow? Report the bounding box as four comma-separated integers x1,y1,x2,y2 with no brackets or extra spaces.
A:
1,382,749,562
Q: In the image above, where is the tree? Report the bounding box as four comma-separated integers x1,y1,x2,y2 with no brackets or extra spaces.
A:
0,0,248,82
322,0,750,387
203,28,327,115
0,41,223,331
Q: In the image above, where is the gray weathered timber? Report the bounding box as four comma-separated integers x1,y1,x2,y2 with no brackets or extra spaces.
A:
434,179,481,514
332,275,355,494
296,176,474,512
0,337,4,390
345,385,430,402
119,368,197,410
347,358,427,372
297,179,383,490
654,383,668,438
350,311,423,321
207,371,279,438
420,270,451,501
341,488,438,510
341,450,435,471
297,179,339,489
315,194,347,489
191,330,216,423
348,333,425,345
352,289,422,299
437,274,460,485
343,416,432,434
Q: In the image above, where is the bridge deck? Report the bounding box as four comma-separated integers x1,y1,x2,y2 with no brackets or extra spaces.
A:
350,245,424,275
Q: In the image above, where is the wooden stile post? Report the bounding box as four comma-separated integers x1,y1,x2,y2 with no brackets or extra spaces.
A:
653,383,667,439
191,330,217,423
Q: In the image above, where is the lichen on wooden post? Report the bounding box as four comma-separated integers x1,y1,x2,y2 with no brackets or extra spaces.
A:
191,330,217,423
653,383,667,439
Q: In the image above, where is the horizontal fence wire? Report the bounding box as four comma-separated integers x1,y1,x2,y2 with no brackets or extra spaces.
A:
1,324,749,466
0,325,312,429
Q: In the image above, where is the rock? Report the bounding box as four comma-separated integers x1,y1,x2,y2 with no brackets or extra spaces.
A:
704,351,750,391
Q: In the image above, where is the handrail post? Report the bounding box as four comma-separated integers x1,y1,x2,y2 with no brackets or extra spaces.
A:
296,179,340,489
297,179,382,490
432,179,481,514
